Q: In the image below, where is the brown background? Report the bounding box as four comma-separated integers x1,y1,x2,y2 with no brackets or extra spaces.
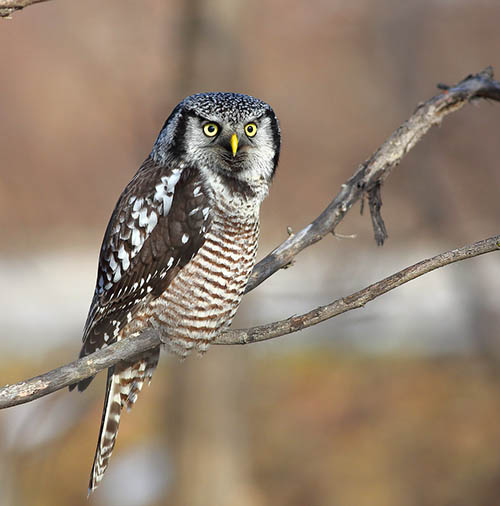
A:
1,1,500,505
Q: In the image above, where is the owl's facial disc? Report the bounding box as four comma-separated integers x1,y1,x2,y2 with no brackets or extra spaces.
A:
152,92,280,184
188,116,258,173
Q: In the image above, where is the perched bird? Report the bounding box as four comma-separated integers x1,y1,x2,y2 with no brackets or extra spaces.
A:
71,92,281,492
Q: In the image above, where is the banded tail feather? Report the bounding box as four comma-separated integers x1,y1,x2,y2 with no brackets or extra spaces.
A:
89,348,159,493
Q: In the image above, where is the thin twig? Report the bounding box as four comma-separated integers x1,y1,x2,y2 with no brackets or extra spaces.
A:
1,235,498,409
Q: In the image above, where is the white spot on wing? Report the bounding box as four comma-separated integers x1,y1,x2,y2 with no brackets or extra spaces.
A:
108,253,117,271
146,211,158,233
138,208,149,227
117,244,130,271
133,198,144,212
117,244,127,259
161,195,173,216
113,266,122,283
181,234,189,244
131,228,142,247
154,171,182,216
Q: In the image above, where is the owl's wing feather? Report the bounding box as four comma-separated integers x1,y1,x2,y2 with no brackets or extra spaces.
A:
80,157,210,361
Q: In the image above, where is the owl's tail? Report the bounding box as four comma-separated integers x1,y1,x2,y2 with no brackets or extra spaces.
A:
88,348,160,494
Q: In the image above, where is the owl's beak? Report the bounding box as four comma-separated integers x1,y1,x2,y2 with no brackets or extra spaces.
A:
230,133,239,157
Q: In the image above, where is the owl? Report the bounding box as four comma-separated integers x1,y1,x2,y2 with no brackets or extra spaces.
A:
71,92,281,492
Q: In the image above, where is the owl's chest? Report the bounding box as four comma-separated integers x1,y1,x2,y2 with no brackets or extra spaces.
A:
149,214,259,354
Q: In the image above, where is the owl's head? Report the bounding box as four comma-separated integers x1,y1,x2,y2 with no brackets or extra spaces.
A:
152,92,281,196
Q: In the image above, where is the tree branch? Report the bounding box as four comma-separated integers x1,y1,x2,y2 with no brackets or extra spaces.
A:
1,235,498,409
246,66,500,292
219,235,500,345
0,0,52,18
1,67,499,409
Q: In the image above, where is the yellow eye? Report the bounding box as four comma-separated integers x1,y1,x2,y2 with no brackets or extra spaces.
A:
203,123,219,137
244,122,258,137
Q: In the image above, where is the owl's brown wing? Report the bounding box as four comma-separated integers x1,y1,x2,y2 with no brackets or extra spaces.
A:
80,156,211,360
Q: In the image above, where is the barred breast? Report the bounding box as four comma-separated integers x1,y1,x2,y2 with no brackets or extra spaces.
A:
148,209,259,355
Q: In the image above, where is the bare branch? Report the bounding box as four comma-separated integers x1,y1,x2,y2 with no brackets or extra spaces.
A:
246,66,500,292
218,235,500,345
0,331,161,409
1,235,498,409
0,0,52,18
1,67,499,409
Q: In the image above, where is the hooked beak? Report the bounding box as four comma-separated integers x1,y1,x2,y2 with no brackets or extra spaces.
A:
230,133,238,157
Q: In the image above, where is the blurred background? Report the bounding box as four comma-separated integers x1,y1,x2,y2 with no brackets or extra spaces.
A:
1,0,500,504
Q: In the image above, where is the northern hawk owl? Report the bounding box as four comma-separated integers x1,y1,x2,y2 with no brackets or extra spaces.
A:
71,92,281,492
